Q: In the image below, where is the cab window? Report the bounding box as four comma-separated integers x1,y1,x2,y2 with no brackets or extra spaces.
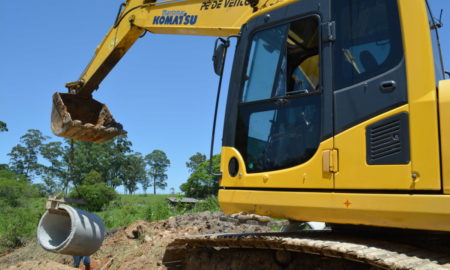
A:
333,0,404,90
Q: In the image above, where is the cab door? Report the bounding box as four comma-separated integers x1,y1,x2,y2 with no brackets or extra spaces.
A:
221,0,336,190
332,0,413,190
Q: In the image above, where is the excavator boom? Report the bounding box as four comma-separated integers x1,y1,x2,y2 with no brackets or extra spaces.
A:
52,0,295,142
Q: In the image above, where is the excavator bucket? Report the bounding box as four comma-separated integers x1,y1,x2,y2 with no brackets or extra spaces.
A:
51,92,125,142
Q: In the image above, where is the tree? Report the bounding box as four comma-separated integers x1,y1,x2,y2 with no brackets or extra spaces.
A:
0,164,9,170
40,141,68,192
8,129,49,180
69,182,117,212
121,153,147,194
0,168,28,182
41,176,60,195
186,152,207,173
37,134,142,195
70,140,111,186
69,135,133,188
99,135,132,188
129,153,149,194
145,150,170,194
0,121,7,132
0,169,38,207
180,154,221,198
82,170,103,185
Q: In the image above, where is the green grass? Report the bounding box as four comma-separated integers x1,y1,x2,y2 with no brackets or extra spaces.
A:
97,194,168,228
98,194,220,229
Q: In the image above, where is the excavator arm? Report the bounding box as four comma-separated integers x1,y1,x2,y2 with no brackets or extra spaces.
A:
52,0,295,142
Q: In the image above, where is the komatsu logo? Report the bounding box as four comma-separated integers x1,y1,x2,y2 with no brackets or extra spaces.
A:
153,10,198,25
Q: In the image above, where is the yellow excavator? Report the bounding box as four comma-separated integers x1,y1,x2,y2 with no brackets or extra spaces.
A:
51,0,450,268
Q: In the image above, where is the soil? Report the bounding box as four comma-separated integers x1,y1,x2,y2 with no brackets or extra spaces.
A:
0,212,285,270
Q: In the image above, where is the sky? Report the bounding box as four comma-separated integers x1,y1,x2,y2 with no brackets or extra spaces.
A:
1,0,450,194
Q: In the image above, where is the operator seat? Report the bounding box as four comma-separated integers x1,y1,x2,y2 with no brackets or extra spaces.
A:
360,50,379,74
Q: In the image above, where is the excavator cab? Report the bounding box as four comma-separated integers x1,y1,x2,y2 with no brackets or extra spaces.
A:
51,92,124,142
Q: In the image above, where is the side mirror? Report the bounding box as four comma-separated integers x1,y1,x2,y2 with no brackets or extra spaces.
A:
212,38,229,76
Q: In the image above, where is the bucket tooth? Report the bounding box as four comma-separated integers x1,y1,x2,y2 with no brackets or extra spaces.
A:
51,92,125,142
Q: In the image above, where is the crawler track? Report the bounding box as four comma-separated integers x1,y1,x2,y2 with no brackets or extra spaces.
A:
163,231,450,269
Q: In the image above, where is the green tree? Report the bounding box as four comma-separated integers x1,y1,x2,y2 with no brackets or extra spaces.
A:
70,135,133,188
82,170,103,185
0,169,27,182
121,153,147,194
41,176,60,195
9,132,144,195
70,182,117,212
180,154,221,198
145,150,170,194
8,129,49,180
103,135,133,188
40,141,68,192
0,169,38,207
0,121,7,132
186,152,207,173
70,140,110,186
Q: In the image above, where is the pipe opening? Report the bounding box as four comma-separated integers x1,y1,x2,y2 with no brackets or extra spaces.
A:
37,209,72,250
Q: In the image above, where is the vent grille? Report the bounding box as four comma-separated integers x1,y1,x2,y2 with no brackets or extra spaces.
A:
370,120,401,159
366,113,410,165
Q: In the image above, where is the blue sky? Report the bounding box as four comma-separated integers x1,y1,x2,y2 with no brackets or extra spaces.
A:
1,0,450,194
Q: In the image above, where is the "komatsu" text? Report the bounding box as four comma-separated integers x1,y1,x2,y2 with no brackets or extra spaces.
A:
153,11,198,25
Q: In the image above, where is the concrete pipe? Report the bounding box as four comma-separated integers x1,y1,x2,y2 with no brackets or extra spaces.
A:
37,204,105,256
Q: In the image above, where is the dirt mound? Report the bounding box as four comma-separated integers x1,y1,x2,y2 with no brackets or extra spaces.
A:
1,211,284,270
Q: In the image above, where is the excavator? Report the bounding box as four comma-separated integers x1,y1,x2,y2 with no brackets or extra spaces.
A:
50,0,450,268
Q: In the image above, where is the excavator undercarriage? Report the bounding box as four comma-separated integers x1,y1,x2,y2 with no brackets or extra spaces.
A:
163,230,450,269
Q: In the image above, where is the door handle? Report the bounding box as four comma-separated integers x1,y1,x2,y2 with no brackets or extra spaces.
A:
380,80,397,93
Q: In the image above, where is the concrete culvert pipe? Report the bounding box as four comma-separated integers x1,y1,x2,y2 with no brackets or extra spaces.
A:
37,204,105,256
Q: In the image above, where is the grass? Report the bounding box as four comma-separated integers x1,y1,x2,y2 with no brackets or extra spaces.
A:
97,194,169,228
98,194,220,229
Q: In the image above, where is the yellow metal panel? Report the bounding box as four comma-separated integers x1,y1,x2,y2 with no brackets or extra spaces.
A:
220,139,334,189
135,1,248,36
335,106,416,189
397,0,441,189
439,80,450,194
134,0,300,36
219,189,450,232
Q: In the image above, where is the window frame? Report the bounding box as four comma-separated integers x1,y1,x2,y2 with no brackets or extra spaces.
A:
238,14,323,105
